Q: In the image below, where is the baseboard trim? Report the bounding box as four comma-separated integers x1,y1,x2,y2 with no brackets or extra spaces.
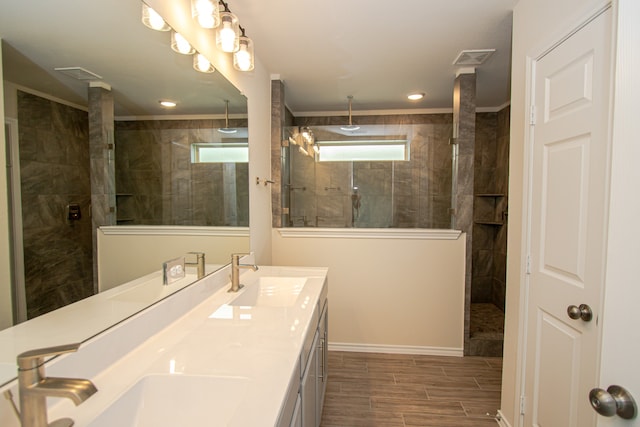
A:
327,342,464,357
496,410,512,427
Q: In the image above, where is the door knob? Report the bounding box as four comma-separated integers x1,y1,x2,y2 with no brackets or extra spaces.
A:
589,385,637,419
567,304,593,322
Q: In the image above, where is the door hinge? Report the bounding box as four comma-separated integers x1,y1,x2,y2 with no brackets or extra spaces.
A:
520,395,526,415
530,106,537,126
526,254,531,275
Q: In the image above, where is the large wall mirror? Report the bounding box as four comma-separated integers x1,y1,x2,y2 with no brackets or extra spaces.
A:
0,0,249,386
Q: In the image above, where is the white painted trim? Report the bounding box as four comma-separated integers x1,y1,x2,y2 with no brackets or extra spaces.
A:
293,108,453,117
496,410,512,427
114,113,249,121
328,342,464,357
477,101,511,113
7,82,88,112
276,228,462,240
100,226,249,237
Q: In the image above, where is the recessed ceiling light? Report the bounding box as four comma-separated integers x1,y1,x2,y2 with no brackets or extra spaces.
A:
159,100,177,108
407,93,425,101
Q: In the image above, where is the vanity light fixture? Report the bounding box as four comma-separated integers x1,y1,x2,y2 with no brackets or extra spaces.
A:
192,0,220,29
216,2,239,53
141,3,171,31
233,27,254,71
218,100,238,133
159,100,177,108
407,92,425,101
340,96,360,131
193,53,216,73
171,31,196,54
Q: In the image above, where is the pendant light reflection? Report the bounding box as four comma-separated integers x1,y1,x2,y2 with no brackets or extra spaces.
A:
193,53,215,73
340,96,360,131
218,100,237,134
233,28,254,71
171,31,196,54
216,10,239,53
191,0,220,29
289,127,317,158
142,3,171,31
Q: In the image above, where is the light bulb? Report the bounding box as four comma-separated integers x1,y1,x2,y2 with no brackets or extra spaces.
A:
219,23,236,52
142,4,170,31
171,32,195,55
193,54,215,73
216,12,239,53
192,0,219,28
234,46,251,71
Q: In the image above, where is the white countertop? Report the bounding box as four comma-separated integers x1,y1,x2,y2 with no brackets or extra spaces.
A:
0,264,224,389
48,265,328,427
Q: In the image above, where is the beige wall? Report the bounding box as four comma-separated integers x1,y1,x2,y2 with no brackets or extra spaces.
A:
502,0,609,424
272,230,466,353
97,229,249,291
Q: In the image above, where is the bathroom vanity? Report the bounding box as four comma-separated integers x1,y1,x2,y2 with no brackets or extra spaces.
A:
0,260,328,427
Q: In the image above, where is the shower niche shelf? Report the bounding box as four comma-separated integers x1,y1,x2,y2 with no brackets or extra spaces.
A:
116,193,135,224
474,194,506,226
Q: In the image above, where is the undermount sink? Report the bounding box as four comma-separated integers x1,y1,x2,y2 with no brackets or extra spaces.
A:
229,276,307,307
87,374,248,427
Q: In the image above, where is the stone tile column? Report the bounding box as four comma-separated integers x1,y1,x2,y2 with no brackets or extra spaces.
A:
271,79,286,227
452,71,476,355
88,82,116,292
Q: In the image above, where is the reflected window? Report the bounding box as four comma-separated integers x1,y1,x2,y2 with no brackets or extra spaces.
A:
191,142,248,163
316,140,409,162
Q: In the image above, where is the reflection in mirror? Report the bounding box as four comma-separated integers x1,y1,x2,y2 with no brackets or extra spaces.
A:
0,0,249,387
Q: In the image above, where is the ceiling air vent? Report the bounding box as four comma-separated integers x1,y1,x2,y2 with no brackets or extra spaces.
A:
452,49,496,66
54,67,102,80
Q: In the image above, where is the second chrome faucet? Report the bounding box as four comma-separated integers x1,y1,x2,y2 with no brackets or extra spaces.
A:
229,253,258,292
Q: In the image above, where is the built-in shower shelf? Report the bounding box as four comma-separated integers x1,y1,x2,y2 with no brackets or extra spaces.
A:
475,193,505,197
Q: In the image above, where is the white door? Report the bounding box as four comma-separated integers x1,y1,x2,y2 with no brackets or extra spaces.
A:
523,8,612,427
595,0,640,425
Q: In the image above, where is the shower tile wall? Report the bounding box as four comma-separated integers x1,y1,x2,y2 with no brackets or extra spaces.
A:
115,119,249,226
472,107,510,310
291,115,453,228
17,91,93,318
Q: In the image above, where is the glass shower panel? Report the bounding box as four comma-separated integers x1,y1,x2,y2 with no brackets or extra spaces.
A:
284,122,453,229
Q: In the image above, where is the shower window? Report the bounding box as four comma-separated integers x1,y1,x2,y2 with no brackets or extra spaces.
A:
283,123,453,229
191,142,249,163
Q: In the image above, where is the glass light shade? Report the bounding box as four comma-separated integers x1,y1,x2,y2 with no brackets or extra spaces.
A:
191,0,219,29
171,31,196,55
233,36,254,71
142,4,170,31
193,53,216,73
216,12,239,53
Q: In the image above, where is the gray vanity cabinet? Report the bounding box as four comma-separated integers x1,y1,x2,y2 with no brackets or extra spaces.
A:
279,289,328,427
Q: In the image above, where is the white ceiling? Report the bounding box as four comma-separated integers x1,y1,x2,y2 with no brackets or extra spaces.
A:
0,0,247,117
230,0,517,113
0,1,516,116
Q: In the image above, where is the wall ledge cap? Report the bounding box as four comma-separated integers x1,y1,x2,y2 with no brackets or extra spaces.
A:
276,228,461,240
100,226,249,237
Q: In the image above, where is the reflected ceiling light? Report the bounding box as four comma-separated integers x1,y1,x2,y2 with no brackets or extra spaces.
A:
141,3,171,31
218,100,238,134
192,0,220,29
171,31,196,54
216,2,239,53
340,96,360,131
159,100,177,108
233,27,254,71
193,53,216,73
407,92,425,101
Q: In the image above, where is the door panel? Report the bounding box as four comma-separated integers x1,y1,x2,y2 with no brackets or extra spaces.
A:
524,8,611,427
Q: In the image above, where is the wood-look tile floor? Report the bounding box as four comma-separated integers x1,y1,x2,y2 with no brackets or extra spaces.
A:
320,351,502,427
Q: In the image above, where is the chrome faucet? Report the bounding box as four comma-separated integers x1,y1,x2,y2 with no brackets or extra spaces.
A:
186,252,206,279
229,253,258,292
17,343,97,427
